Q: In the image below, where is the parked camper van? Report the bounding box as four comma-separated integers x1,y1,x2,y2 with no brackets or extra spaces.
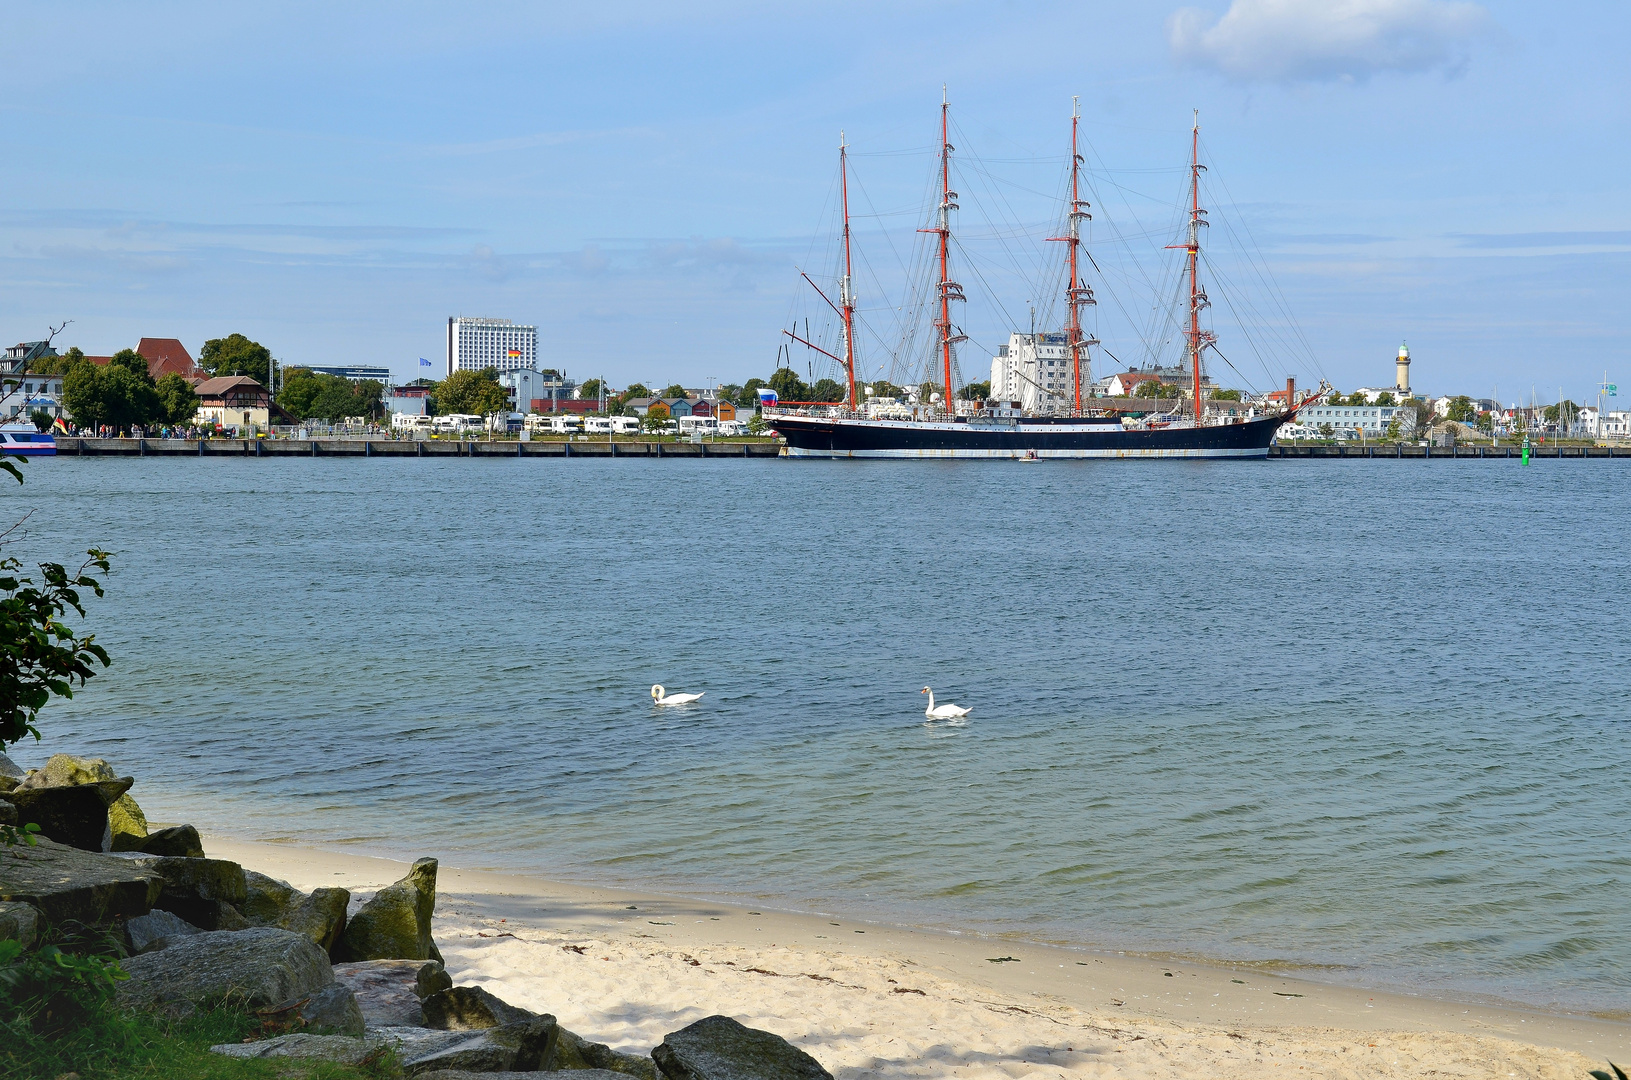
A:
584,416,613,434
550,415,584,434
610,416,641,434
678,416,718,436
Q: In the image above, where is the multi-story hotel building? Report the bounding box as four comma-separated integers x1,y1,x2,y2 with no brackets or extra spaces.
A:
446,318,537,377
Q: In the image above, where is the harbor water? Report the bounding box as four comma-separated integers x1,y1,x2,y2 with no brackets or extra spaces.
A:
7,457,1630,1015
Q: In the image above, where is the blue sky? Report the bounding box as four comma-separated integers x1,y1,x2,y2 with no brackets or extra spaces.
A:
2,0,1627,403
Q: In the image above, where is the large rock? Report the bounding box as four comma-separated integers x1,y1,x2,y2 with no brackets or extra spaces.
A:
653,1016,831,1080
2,778,130,851
143,855,248,930
261,984,366,1037
333,959,430,1027
125,908,203,954
17,754,147,847
421,985,537,1030
239,870,348,953
121,824,205,858
557,1028,660,1080
0,751,23,779
117,926,335,1017
210,1033,385,1065
0,900,39,948
383,1016,559,1076
0,836,161,923
338,857,441,962
417,960,452,999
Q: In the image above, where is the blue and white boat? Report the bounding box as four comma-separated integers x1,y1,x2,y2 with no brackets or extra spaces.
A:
0,421,57,456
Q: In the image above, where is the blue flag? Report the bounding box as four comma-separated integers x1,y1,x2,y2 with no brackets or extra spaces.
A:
419,358,433,367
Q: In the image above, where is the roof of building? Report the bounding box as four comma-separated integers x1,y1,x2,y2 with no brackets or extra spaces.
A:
135,338,201,381
194,375,267,398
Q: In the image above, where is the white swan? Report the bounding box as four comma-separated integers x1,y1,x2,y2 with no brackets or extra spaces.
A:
651,684,704,706
921,686,972,720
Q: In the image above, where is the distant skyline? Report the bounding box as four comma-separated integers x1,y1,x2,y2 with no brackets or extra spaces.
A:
2,1,1627,405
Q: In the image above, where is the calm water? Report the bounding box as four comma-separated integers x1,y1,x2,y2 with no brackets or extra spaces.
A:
6,456,1629,1013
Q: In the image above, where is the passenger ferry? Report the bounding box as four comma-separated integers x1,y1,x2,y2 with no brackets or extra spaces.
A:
0,421,56,456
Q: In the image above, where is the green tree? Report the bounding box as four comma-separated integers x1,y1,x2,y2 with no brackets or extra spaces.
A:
1446,395,1477,423
434,368,508,415
1475,411,1494,435
154,373,199,426
958,380,991,400
613,382,651,414
641,411,669,436
811,377,846,403
108,349,152,384
737,378,766,407
578,378,604,404
198,334,273,385
1542,399,1579,424
717,382,743,407
0,465,111,748
1345,391,1370,406
1385,415,1402,441
659,383,689,400
29,348,79,377
61,358,162,432
1210,388,1242,401
747,413,768,435
1134,380,1179,399
1318,423,1334,438
867,380,904,399
1374,391,1397,406
769,368,811,403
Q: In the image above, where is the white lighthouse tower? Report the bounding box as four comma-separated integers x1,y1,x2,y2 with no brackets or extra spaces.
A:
1395,341,1412,396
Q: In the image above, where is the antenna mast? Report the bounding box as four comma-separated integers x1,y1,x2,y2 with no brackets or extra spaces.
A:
920,88,964,415
1047,97,1096,413
839,132,858,409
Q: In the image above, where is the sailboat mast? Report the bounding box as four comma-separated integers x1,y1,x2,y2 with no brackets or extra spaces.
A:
839,132,857,410
1186,114,1206,426
936,93,956,415
1069,106,1082,412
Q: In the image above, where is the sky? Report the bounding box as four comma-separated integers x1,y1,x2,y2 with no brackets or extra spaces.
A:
1,0,1627,404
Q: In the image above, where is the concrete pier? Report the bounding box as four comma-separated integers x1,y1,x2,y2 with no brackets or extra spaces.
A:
1267,444,1622,458
53,438,785,458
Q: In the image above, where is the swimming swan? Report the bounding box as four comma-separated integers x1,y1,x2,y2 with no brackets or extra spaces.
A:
921,686,972,719
651,684,704,706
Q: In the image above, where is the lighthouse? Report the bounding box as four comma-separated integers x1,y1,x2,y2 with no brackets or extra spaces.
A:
1395,341,1412,396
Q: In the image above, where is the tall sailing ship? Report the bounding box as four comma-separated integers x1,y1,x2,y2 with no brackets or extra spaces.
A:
766,97,1312,459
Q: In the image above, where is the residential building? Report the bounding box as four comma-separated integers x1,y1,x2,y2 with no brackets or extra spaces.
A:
989,332,1080,410
305,364,391,383
1600,411,1631,438
195,376,289,430
664,397,694,418
1,341,64,419
446,317,537,377
1301,402,1415,435
1103,371,1165,398
499,369,575,413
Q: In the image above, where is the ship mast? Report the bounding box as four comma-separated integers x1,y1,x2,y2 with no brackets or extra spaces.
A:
839,132,858,410
1184,112,1212,426
921,89,964,416
1047,97,1096,413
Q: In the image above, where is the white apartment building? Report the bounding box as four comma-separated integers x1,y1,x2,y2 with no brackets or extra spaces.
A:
445,317,537,377
1301,402,1416,435
989,332,1082,410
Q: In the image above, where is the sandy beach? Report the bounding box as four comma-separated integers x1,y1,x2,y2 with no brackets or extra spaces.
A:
204,835,1628,1080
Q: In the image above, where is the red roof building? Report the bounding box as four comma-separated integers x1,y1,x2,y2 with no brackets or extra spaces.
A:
135,338,204,382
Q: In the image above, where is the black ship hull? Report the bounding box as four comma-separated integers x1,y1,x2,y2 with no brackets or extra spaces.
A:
769,411,1288,459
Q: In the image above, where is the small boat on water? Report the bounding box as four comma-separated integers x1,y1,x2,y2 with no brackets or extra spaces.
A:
0,422,56,456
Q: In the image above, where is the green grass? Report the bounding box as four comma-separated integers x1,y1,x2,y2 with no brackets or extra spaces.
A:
1,1000,402,1080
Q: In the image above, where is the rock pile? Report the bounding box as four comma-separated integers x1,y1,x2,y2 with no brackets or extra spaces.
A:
0,750,833,1078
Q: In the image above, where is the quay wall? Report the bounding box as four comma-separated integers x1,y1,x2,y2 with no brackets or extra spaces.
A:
52,438,785,458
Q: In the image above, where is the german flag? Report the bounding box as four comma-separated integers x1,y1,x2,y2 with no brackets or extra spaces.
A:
507,349,521,357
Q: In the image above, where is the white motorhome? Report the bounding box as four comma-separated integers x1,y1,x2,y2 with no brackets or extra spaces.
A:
716,419,747,436
550,415,584,434
584,416,614,434
678,415,718,435
610,416,641,434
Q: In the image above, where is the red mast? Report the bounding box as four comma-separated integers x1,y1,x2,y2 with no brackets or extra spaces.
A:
1184,113,1211,426
839,132,858,410
1047,97,1096,414
920,90,964,416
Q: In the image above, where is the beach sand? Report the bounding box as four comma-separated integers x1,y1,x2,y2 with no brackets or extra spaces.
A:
207,836,1627,1080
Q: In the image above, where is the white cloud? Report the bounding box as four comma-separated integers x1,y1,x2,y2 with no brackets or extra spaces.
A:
1167,0,1491,83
